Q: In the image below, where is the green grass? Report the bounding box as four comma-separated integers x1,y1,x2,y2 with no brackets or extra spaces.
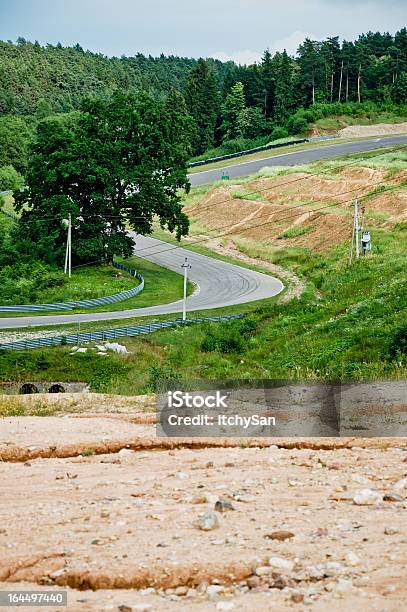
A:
0,254,193,317
278,226,314,239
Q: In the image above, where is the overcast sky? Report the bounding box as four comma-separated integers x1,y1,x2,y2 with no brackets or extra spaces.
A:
0,0,405,63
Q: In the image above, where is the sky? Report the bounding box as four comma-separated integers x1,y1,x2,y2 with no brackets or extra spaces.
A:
0,0,406,63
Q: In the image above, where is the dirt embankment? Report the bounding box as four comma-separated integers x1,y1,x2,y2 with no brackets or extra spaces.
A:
339,123,407,138
1,403,407,611
185,167,407,254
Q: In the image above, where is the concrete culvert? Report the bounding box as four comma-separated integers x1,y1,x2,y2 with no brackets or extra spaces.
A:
19,383,39,395
48,384,66,394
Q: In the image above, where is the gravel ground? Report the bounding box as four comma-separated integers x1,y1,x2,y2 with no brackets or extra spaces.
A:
1,409,407,611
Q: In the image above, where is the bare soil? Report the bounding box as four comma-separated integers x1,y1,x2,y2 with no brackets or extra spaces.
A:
185,167,407,252
1,401,407,611
338,123,407,138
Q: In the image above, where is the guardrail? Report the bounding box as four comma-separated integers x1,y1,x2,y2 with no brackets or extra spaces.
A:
0,261,144,313
0,314,244,351
188,139,308,168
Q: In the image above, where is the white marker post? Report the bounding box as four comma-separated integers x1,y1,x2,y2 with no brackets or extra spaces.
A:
181,257,191,321
63,213,72,277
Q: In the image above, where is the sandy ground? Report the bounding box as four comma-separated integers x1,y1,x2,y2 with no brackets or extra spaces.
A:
338,123,407,138
1,402,407,612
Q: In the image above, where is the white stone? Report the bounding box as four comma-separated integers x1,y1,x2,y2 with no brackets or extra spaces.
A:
393,478,407,491
268,557,295,572
104,342,128,354
206,585,224,599
345,551,360,566
352,489,382,505
255,566,273,576
216,602,235,611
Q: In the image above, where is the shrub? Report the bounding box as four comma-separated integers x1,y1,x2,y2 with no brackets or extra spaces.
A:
286,115,308,135
388,324,407,359
271,126,289,140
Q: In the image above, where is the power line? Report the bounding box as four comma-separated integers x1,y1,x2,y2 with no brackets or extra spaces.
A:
129,180,406,259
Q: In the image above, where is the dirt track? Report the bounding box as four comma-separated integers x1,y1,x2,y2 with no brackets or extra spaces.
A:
1,405,407,612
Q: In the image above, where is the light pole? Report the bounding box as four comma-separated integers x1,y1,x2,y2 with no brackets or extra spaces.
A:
181,257,191,321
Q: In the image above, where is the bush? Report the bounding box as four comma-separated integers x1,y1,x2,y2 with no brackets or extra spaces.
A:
271,126,289,140
388,324,407,359
200,317,257,354
286,115,308,135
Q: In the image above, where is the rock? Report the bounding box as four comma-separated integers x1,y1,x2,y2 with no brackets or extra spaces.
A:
393,477,407,491
266,530,294,541
118,605,132,612
345,551,360,566
205,493,220,505
383,492,404,502
246,576,261,589
384,526,400,535
324,562,345,577
75,348,87,353
197,511,219,531
334,579,353,594
215,500,234,513
118,448,135,458
291,592,304,603
233,494,256,503
206,585,224,598
268,557,295,572
104,342,128,354
174,586,188,596
132,606,152,612
176,471,190,479
271,576,290,590
216,603,235,611
306,562,344,579
255,566,273,576
352,489,382,505
191,495,207,504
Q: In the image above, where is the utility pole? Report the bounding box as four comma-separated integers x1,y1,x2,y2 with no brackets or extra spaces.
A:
63,213,72,277
355,199,360,259
181,257,191,321
349,200,360,266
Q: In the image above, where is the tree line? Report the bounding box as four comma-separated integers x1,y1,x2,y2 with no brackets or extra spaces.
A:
0,30,406,158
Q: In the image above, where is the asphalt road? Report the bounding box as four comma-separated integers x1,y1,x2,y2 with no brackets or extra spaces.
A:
0,235,283,329
188,135,407,186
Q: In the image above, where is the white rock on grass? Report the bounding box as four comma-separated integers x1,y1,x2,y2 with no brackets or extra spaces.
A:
352,489,382,505
104,342,128,354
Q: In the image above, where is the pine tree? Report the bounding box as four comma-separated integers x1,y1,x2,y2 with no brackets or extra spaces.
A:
220,81,246,141
184,59,219,154
273,51,295,123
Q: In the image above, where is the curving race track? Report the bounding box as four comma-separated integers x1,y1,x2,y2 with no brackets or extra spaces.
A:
0,235,283,329
189,135,407,185
2,135,406,330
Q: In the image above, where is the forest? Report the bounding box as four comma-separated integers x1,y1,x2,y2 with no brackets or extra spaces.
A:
1,28,407,186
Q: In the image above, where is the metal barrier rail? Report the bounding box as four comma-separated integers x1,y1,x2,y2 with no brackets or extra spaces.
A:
0,314,244,351
0,261,144,313
188,139,308,168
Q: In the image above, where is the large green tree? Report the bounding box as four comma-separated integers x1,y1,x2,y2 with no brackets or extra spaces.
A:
14,92,190,266
184,59,219,154
0,115,32,173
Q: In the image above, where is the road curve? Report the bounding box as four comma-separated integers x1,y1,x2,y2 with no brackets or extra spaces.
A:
189,135,407,186
0,235,283,329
